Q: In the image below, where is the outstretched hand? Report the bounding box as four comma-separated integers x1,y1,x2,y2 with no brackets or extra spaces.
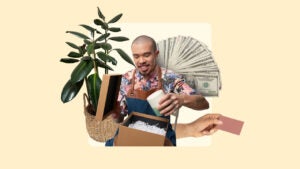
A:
188,113,223,137
175,113,223,138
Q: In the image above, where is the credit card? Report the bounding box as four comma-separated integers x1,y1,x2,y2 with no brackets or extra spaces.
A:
217,115,244,135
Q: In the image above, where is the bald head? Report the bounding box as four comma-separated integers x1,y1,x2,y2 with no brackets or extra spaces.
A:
131,35,157,52
131,35,159,77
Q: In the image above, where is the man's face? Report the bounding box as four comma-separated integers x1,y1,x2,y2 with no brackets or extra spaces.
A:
131,41,159,77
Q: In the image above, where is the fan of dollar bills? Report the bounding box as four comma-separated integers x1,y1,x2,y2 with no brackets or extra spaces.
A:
156,35,221,96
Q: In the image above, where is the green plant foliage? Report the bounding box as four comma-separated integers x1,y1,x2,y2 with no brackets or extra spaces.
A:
114,48,135,66
66,42,82,51
97,51,117,65
60,58,79,63
100,43,112,50
87,43,95,55
96,33,110,42
67,51,82,58
108,27,121,32
80,24,97,32
109,36,129,42
97,7,105,20
70,60,94,83
94,19,108,30
61,79,84,103
66,31,90,40
108,14,122,24
95,58,114,70
60,6,134,113
87,73,101,112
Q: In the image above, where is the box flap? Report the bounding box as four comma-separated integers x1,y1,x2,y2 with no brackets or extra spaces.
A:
95,74,122,121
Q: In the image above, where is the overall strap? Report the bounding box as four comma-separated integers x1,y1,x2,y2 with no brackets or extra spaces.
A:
129,69,136,96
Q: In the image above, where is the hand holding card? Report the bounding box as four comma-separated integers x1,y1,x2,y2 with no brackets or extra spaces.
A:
216,115,244,135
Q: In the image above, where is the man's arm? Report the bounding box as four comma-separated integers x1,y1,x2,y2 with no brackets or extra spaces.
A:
158,93,209,116
180,94,209,110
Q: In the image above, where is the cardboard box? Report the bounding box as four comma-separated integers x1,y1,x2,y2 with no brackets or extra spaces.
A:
95,74,122,121
115,112,172,146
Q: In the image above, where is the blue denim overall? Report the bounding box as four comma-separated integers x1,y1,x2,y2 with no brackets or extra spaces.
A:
105,68,176,146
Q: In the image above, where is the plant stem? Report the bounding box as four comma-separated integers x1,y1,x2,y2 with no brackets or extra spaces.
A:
93,45,98,74
84,77,90,103
104,29,108,74
92,35,98,75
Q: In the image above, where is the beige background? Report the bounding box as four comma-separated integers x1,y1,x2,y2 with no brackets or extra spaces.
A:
1,0,299,168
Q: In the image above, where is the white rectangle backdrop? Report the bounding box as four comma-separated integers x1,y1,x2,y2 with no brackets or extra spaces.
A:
89,23,214,147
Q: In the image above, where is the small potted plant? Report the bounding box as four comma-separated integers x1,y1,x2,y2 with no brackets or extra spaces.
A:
60,6,134,141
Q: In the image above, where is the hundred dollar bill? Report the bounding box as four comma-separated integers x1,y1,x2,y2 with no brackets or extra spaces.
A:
194,75,219,96
189,72,222,90
183,74,219,96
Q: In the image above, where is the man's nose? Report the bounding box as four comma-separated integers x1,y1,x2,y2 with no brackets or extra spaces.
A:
138,57,145,63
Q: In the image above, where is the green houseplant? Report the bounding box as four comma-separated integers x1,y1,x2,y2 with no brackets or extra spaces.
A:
60,7,134,116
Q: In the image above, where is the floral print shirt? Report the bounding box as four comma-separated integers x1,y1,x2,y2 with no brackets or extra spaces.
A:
118,66,196,115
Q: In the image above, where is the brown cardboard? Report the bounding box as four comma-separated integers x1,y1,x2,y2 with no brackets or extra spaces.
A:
115,112,172,146
95,74,122,121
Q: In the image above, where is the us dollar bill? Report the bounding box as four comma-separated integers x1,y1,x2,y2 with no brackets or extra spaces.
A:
183,74,219,96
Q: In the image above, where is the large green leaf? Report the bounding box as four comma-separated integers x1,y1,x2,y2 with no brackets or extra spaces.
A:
97,7,105,20
108,13,122,24
66,42,81,50
95,29,102,34
97,51,117,65
79,25,96,38
95,58,114,71
61,79,84,103
81,56,92,61
108,27,121,32
94,42,112,50
60,58,79,63
101,43,112,50
95,33,110,42
66,31,90,40
67,51,82,58
87,73,101,112
87,43,95,55
84,39,92,45
96,51,108,61
109,36,129,42
94,19,108,29
114,48,135,66
70,60,94,83
66,42,83,54
79,24,95,32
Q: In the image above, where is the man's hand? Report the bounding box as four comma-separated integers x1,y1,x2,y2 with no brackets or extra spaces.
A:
157,93,209,116
157,93,184,116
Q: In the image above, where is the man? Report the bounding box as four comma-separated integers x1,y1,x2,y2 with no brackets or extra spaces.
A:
107,35,222,146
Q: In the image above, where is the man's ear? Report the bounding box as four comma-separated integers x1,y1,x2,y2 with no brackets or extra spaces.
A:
155,50,159,57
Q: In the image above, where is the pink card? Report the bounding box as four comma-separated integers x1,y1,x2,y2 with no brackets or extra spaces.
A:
217,115,244,135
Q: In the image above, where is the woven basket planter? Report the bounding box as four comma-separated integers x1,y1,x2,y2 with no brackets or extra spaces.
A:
83,93,118,142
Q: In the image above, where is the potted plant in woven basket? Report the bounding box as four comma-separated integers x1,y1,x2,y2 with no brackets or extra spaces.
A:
60,6,134,142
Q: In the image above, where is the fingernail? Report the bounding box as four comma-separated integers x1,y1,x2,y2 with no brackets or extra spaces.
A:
202,131,208,135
